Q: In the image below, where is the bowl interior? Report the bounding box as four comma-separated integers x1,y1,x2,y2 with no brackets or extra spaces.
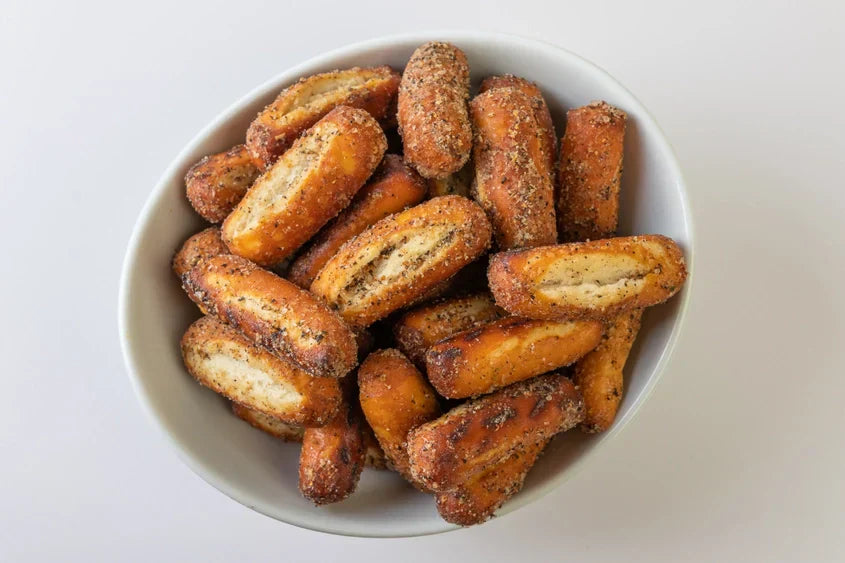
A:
120,31,692,538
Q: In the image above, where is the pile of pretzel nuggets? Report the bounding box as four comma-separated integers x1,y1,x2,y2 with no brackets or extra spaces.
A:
173,41,687,526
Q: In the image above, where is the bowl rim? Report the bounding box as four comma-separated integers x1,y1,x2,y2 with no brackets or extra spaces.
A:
118,29,695,538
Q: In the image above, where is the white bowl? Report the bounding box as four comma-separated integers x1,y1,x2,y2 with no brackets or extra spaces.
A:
119,30,694,538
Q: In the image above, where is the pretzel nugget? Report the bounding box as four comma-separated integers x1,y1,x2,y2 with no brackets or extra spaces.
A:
183,254,358,378
557,101,627,242
181,316,341,426
310,196,492,328
574,309,643,433
435,438,549,526
185,145,262,223
393,293,505,366
231,403,305,442
223,106,387,266
172,227,230,279
406,374,583,492
288,154,427,288
425,317,602,398
470,87,557,250
299,401,365,505
358,349,441,485
479,75,557,179
398,41,472,178
246,66,400,167
488,235,687,320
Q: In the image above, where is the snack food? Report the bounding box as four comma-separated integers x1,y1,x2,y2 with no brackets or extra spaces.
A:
427,160,473,198
246,66,400,167
556,101,627,242
310,196,492,328
488,235,687,320
470,87,557,249
172,227,230,279
398,42,472,178
393,293,505,366
231,403,306,442
574,309,643,432
183,254,358,378
181,316,342,425
185,145,262,223
358,349,441,486
425,317,603,398
299,401,365,505
287,154,427,288
406,374,584,491
223,106,387,266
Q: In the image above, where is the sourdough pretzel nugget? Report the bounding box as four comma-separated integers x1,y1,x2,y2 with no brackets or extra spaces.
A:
398,41,472,178
232,403,306,442
246,66,400,167
310,196,492,328
435,438,549,526
488,235,687,320
406,374,584,492
393,293,505,366
181,316,342,426
288,154,427,288
223,106,387,266
426,316,603,398
470,87,557,250
358,349,441,485
172,227,230,279
299,401,365,505
557,101,627,242
575,309,643,433
479,75,557,180
183,255,358,378
185,144,262,223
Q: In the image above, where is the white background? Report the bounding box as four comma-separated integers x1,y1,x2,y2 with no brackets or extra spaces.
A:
2,1,844,561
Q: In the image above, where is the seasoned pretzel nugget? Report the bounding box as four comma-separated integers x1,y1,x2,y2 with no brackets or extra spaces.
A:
470,87,557,250
223,106,387,266
172,227,229,279
358,349,441,485
185,145,262,223
557,101,627,242
479,75,557,179
426,317,602,398
488,235,687,320
575,309,643,433
435,438,548,526
181,316,341,426
427,159,473,198
232,403,305,442
288,154,427,288
406,374,583,492
398,42,472,178
310,196,492,328
299,401,365,505
246,66,400,167
393,293,505,366
183,255,358,378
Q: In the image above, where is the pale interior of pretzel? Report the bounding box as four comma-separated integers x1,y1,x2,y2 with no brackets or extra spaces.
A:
484,320,592,365
274,73,382,122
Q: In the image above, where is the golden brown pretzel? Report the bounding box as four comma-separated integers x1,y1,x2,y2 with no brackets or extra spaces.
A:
172,227,230,279
185,145,261,223
231,403,306,442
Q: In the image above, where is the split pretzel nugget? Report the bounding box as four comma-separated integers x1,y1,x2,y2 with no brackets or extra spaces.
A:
393,292,506,366
232,403,306,442
556,101,627,242
406,373,584,492
181,316,342,426
398,41,472,179
488,235,687,320
310,195,492,328
185,144,262,223
470,87,557,250
246,66,400,167
287,154,427,289
183,254,358,378
425,316,602,399
223,106,387,266
172,226,230,279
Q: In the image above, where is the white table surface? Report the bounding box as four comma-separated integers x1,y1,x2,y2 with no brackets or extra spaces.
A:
2,1,844,561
